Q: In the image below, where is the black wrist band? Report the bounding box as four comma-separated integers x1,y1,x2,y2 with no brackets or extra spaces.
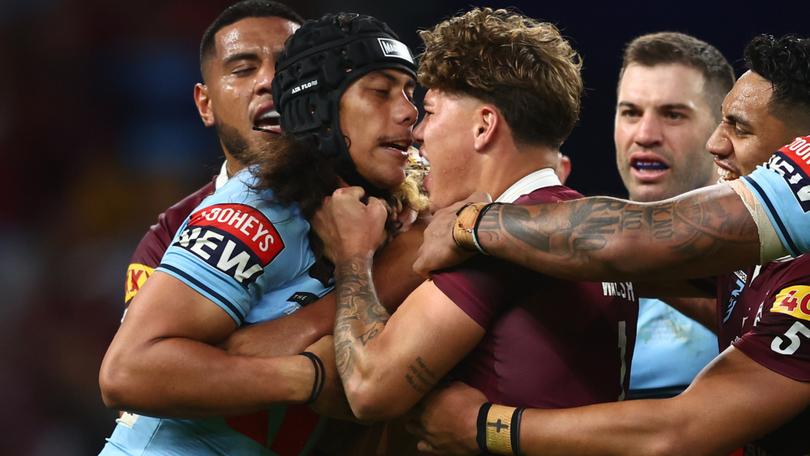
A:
476,402,493,454
299,351,325,404
510,407,525,456
473,203,500,256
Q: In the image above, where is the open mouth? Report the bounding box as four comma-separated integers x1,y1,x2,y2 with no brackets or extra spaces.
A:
380,140,411,154
252,109,281,134
713,158,741,182
716,166,740,182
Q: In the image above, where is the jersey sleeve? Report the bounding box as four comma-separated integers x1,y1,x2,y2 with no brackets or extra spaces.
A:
433,185,584,327
741,136,810,257
432,257,517,328
734,283,810,382
157,196,302,325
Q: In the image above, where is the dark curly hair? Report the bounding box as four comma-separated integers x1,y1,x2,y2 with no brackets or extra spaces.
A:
745,34,810,129
246,135,341,219
418,7,582,148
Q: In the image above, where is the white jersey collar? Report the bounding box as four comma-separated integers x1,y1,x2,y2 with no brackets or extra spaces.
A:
495,168,561,203
215,161,230,190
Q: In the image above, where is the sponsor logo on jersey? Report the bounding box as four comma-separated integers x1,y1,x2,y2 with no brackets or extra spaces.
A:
378,38,414,63
765,136,810,212
125,263,155,303
174,204,285,287
601,281,635,302
770,285,810,322
288,291,319,306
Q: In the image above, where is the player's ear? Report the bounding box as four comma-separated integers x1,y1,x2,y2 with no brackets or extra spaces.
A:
194,83,216,127
556,153,572,184
473,105,498,152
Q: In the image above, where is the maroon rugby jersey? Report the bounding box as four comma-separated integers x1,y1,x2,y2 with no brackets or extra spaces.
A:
433,185,638,408
717,254,810,455
121,174,323,455
124,177,217,304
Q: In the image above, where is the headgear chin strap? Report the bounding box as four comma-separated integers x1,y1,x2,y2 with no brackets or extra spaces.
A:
273,13,417,194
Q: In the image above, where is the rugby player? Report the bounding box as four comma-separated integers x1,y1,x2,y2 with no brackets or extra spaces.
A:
99,10,425,455
112,3,328,453
411,34,810,456
613,32,731,399
317,7,637,430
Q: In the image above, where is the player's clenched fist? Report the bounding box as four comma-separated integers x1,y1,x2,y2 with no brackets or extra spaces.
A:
413,192,491,277
313,186,389,262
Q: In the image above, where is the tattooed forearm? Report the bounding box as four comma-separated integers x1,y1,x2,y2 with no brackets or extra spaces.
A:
650,205,675,240
474,187,759,280
480,204,550,251
404,356,437,394
358,327,380,346
333,255,390,381
621,205,644,231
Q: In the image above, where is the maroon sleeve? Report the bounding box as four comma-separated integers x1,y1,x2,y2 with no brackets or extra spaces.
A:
432,257,515,327
433,185,583,327
733,259,810,382
124,178,216,304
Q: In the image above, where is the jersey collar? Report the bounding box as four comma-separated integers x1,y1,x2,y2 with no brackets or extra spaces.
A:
495,168,561,203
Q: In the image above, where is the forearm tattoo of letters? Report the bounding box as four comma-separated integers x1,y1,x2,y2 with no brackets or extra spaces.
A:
479,194,756,264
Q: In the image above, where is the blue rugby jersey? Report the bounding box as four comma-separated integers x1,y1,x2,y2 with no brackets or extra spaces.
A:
101,168,332,456
742,136,810,257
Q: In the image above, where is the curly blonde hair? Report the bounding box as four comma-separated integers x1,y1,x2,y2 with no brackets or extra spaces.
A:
418,8,583,147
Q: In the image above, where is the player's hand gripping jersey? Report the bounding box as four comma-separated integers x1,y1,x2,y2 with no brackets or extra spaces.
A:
102,168,332,456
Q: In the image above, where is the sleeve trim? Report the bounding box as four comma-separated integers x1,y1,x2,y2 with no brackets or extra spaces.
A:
159,263,245,325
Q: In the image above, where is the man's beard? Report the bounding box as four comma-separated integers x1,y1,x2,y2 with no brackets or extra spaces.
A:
216,122,252,164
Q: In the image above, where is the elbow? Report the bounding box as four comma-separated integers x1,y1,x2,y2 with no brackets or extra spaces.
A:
644,431,681,456
344,379,410,421
662,426,730,456
220,331,248,355
640,407,714,456
99,361,126,409
646,430,712,456
99,352,139,410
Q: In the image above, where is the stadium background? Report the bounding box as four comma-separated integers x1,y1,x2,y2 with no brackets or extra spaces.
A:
0,0,795,454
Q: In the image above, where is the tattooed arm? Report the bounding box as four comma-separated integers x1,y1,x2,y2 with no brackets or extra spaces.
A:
413,347,810,455
334,265,484,421
415,185,759,281
319,188,485,421
221,220,427,358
